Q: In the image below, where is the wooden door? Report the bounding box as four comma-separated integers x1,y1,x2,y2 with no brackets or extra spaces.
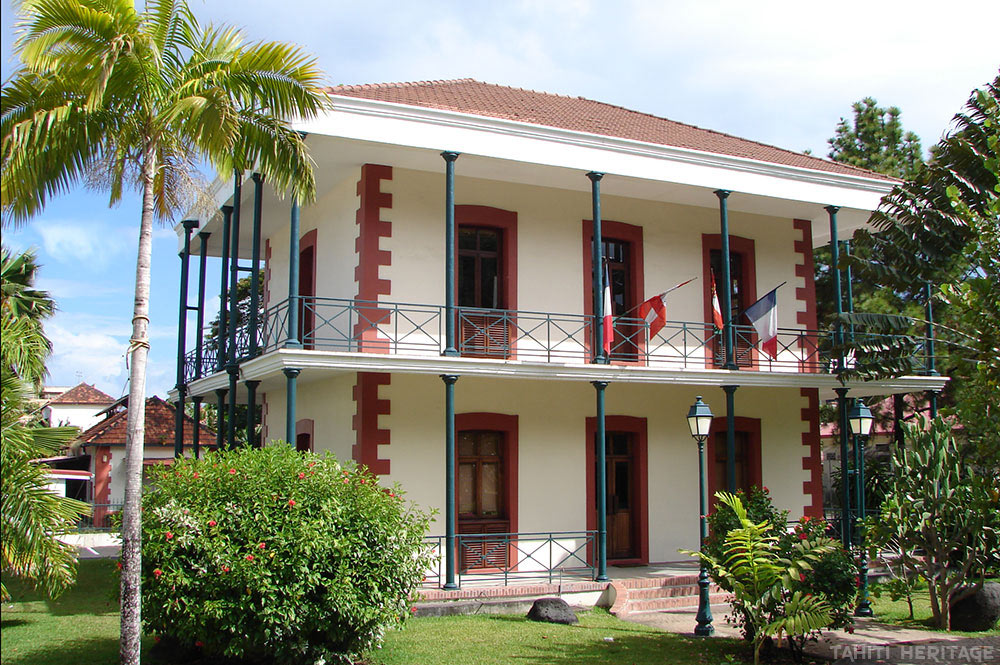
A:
710,249,752,367
458,227,510,358
458,430,509,569
603,239,639,361
298,244,316,349
603,432,636,560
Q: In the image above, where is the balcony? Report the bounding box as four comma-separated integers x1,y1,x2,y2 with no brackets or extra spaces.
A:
184,297,932,384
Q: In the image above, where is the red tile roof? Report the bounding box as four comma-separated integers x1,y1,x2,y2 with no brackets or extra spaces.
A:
78,396,215,448
326,79,895,181
48,382,115,405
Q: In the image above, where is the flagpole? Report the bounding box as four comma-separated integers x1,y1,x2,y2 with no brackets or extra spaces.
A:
620,277,698,318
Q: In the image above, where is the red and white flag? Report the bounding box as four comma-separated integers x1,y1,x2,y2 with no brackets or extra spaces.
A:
710,272,725,330
638,278,696,337
602,261,613,355
744,287,780,359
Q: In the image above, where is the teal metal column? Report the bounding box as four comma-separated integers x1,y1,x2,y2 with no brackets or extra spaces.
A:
285,194,302,348
589,172,607,364
593,380,609,581
245,380,260,448
835,387,852,547
722,384,738,492
924,281,939,418
442,374,459,589
442,152,460,356
826,206,845,373
174,220,198,457
195,231,211,380
284,368,300,444
191,397,202,459
715,190,737,370
249,173,264,357
217,206,233,371
226,173,243,449
214,388,227,450
844,240,855,346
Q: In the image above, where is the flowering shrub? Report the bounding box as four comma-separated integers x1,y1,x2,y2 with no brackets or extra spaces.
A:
704,486,790,586
140,445,433,664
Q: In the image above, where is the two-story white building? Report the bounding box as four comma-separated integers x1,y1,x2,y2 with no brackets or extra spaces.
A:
172,79,945,595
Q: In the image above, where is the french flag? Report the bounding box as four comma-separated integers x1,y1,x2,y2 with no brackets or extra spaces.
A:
602,261,613,355
744,287,779,359
710,272,725,330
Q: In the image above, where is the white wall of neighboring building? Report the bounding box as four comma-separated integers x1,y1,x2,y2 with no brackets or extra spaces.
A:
105,447,178,505
44,403,108,430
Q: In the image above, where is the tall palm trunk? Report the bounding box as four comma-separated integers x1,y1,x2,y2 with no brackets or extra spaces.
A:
120,141,157,665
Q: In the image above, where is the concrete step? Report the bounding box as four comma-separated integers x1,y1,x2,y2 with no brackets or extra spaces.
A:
628,583,710,600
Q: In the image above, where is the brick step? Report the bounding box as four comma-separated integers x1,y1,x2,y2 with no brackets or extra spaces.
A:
627,591,730,613
628,583,720,600
615,574,700,589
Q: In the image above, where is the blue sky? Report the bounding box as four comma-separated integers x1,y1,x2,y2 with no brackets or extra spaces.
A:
2,0,998,398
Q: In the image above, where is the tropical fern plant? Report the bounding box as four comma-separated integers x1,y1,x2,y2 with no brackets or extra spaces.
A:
686,492,834,665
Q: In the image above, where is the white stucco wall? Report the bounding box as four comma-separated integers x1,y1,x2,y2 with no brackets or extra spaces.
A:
45,404,108,430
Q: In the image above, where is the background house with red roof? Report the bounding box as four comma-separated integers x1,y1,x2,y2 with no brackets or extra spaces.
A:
77,396,215,526
41,382,115,430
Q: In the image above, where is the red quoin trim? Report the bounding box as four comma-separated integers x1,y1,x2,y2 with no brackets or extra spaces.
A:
581,220,645,363
585,416,649,566
354,164,393,352
299,229,318,350
706,416,762,507
352,372,391,475
793,219,819,372
296,418,315,453
701,234,758,368
800,388,824,518
455,412,520,557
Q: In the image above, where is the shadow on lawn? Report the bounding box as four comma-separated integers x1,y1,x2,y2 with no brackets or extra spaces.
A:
4,636,121,665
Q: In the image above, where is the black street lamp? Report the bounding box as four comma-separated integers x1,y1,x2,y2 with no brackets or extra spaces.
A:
687,396,715,636
848,399,874,617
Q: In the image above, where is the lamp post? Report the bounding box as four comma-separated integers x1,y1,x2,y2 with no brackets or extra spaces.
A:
848,399,874,617
688,396,715,636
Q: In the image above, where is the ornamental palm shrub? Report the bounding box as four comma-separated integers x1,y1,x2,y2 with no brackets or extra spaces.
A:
687,493,836,665
141,445,433,664
704,486,790,592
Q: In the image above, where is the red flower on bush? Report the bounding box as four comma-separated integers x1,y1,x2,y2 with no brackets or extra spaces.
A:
799,573,807,582
259,542,266,549
208,520,217,527
854,575,861,587
410,606,417,614
165,531,174,540
762,486,770,493
288,499,296,507
246,554,254,561
195,641,204,648
116,561,122,570
360,478,367,485
308,462,316,468
221,565,230,573
298,472,306,479
153,568,163,578
229,468,237,474
798,532,808,540
343,478,349,484
193,472,200,479
388,492,396,498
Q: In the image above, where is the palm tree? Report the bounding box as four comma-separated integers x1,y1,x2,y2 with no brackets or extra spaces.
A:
1,247,86,603
1,2,326,661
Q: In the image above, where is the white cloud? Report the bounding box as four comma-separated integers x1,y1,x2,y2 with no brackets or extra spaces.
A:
36,220,134,268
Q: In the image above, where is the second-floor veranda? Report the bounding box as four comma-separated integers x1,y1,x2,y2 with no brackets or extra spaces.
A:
183,295,941,392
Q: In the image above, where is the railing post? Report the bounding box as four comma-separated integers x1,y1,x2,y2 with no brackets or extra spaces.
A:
218,206,233,371
593,380,609,582
441,374,459,589
589,172,607,364
174,220,197,458
284,367,300,445
442,152,460,356
245,379,260,448
249,173,264,358
715,189,737,371
286,191,302,349
195,231,211,379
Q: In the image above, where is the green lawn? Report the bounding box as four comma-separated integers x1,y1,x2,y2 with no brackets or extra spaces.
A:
368,610,744,665
870,585,1000,636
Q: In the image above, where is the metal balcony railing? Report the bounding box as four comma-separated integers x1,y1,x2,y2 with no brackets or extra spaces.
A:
182,297,931,383
421,530,597,588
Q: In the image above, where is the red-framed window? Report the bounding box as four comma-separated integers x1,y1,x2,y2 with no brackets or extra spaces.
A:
701,234,757,368
582,221,645,363
706,416,762,507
